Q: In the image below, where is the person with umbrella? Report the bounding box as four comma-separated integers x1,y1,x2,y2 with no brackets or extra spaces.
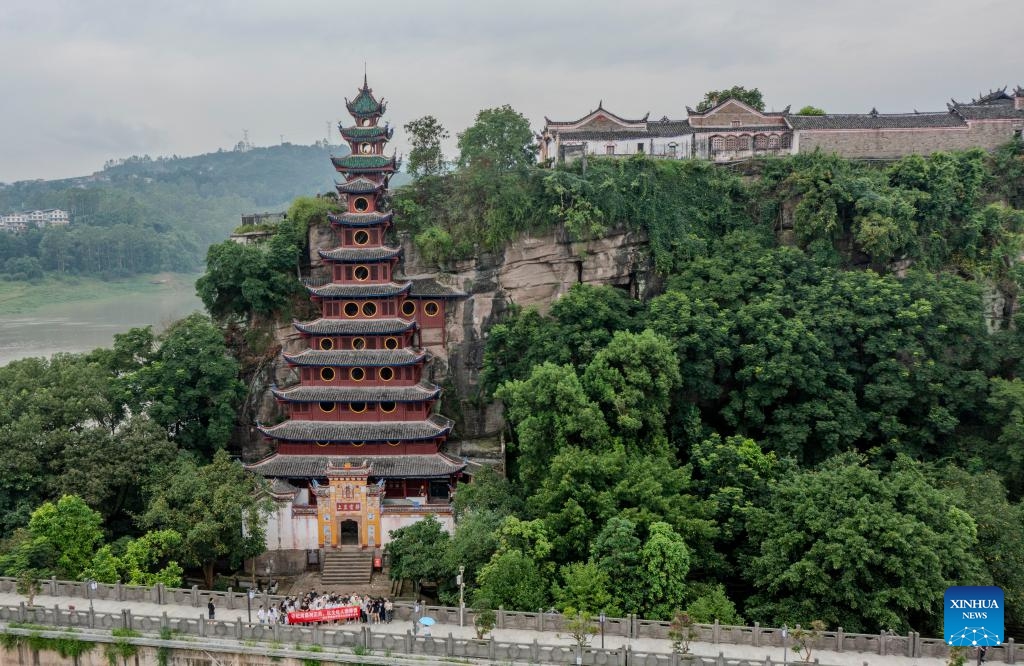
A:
419,616,435,637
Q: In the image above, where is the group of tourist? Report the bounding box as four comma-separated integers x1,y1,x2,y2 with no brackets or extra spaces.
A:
253,592,394,625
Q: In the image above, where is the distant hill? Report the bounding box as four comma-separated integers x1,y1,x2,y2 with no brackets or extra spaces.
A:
0,143,413,280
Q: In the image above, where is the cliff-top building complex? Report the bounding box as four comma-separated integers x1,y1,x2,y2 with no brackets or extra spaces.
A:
541,86,1024,164
247,79,464,574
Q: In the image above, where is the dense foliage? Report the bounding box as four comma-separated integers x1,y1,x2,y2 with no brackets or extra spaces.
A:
0,144,339,280
387,135,1024,638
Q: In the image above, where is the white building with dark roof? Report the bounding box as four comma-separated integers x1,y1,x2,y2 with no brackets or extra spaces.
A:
541,86,1024,164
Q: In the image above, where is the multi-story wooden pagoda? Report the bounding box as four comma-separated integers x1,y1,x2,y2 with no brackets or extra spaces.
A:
248,78,465,556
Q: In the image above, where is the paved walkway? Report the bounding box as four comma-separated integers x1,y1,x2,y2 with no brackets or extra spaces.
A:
0,591,946,666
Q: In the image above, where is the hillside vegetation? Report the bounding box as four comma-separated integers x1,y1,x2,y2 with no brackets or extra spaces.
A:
0,144,343,280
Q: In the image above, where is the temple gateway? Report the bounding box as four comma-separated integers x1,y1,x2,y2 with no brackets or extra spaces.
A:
247,79,465,570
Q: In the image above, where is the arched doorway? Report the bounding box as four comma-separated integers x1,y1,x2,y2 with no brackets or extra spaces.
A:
339,519,360,546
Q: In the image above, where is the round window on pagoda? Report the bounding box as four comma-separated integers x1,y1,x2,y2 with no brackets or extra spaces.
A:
354,265,370,281
319,337,334,351
352,441,365,447
350,402,367,413
379,367,395,382
354,230,370,245
381,401,397,413
353,197,370,212
319,401,336,413
351,367,366,381
344,302,359,317
352,337,366,350
388,440,401,447
424,301,440,317
360,143,372,154
360,118,371,127
316,441,330,447
383,337,399,350
401,301,416,317
320,367,336,382
362,302,378,317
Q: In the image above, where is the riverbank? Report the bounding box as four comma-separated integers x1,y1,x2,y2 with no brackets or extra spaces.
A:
0,272,204,366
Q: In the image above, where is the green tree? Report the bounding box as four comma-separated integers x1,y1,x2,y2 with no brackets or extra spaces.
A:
796,106,825,116
685,583,743,625
138,450,271,588
745,454,985,633
591,518,644,615
385,515,452,595
404,115,449,177
552,562,619,616
27,495,103,579
457,105,536,171
125,314,244,456
474,549,549,611
640,522,691,619
696,86,765,112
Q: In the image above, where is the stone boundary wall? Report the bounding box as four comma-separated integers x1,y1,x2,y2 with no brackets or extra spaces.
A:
0,577,1018,663
0,606,892,666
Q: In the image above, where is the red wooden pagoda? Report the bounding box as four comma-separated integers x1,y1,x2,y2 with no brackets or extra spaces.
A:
248,78,465,552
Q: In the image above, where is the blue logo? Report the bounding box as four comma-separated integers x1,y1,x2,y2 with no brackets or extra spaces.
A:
945,586,1004,647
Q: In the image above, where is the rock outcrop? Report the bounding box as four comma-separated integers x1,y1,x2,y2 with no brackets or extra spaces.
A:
246,223,655,464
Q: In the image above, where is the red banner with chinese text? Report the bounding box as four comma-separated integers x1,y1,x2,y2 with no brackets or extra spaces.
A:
286,606,361,624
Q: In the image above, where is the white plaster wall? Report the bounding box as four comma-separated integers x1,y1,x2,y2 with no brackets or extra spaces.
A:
380,513,455,546
265,501,319,551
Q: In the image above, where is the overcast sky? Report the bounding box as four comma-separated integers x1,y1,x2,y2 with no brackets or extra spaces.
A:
1,0,1022,182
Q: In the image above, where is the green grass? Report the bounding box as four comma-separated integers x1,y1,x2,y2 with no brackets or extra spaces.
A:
0,272,201,316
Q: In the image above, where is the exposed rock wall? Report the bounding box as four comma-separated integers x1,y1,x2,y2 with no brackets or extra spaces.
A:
245,223,655,463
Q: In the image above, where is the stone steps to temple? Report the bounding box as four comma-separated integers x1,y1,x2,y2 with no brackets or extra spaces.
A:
321,548,373,586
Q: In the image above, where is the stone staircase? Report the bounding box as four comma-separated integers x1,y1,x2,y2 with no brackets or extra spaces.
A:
321,547,373,587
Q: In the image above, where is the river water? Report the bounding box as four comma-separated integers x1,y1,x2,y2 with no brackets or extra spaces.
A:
0,280,204,366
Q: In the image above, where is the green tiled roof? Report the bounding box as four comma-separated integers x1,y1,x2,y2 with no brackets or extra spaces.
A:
331,155,397,172
346,87,385,116
340,125,392,139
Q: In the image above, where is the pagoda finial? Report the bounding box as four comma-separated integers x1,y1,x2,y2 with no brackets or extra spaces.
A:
363,62,368,90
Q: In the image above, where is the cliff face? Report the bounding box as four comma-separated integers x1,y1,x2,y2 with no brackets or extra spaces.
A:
245,222,656,463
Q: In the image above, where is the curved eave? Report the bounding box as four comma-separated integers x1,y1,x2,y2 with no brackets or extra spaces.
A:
336,179,386,195
255,414,454,444
331,155,399,174
340,129,394,143
292,318,418,337
282,348,427,367
318,246,403,263
304,281,411,299
327,211,395,227
270,382,442,403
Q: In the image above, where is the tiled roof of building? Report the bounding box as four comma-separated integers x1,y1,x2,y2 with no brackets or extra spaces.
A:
305,281,411,299
951,100,1024,120
256,413,454,444
293,318,417,336
647,120,693,137
336,177,386,195
331,155,398,172
318,245,402,263
339,125,393,140
247,451,466,479
408,277,465,298
271,381,441,403
788,112,967,130
327,210,394,227
282,348,426,367
691,125,793,134
268,478,299,498
555,130,655,141
545,101,649,127
345,78,386,117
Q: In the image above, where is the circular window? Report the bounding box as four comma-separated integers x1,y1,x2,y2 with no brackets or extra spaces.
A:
424,301,440,316
353,197,369,212
352,337,366,350
318,337,334,351
360,118,371,127
360,143,372,154
352,441,365,447
383,337,399,350
354,266,370,281
320,367,336,382
388,441,401,447
401,301,416,317
350,402,366,413
350,367,365,381
362,302,378,317
344,302,359,317
319,401,336,413
379,367,394,382
381,401,397,413
354,230,370,245
316,441,330,447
